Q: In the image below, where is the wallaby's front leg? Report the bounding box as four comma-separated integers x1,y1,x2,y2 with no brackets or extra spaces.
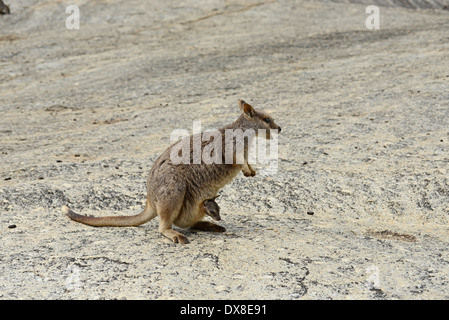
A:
242,162,256,177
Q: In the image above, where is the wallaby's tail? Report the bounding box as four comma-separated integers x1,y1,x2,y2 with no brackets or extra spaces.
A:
62,198,156,227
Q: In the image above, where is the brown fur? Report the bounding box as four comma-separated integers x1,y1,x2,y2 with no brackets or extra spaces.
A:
62,99,281,244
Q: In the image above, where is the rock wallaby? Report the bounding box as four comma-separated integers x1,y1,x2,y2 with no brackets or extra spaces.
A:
62,99,281,244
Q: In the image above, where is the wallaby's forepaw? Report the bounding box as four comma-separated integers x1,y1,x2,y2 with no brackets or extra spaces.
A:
242,164,256,177
243,169,256,177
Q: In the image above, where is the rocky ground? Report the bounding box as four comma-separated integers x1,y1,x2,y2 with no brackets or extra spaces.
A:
1,0,448,300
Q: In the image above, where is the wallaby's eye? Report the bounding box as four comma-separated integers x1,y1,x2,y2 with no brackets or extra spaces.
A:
264,118,271,124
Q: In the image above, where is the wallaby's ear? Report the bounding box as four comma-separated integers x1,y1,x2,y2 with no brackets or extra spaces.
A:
238,99,255,118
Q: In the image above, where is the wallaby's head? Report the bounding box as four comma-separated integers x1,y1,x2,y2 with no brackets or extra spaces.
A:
238,99,282,139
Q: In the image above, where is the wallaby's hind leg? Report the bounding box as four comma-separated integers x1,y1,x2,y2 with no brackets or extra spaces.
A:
157,199,189,244
159,219,189,244
190,221,226,233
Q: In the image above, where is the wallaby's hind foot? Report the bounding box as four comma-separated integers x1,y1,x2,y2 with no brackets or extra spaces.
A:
191,221,226,233
163,229,190,244
159,219,190,244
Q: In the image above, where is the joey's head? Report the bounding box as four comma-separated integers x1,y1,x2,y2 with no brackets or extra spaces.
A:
203,197,221,221
238,99,282,139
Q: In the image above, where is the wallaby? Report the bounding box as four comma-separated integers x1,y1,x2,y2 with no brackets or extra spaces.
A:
203,196,221,221
62,99,281,244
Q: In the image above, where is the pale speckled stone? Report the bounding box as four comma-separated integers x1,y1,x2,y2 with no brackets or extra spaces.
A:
1,0,449,300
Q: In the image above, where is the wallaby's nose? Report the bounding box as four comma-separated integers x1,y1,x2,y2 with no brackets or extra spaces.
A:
278,126,282,133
